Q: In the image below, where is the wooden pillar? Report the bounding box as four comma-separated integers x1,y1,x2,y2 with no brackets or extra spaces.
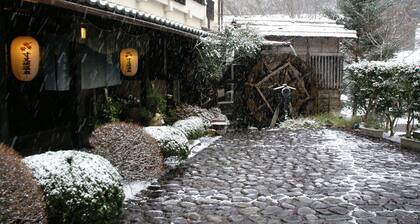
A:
0,3,9,142
70,41,84,148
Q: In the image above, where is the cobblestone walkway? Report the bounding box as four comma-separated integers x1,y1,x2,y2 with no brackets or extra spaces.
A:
122,129,420,224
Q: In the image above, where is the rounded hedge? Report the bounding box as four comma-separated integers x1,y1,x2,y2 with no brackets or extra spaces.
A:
173,116,206,139
89,122,165,181
0,144,47,224
24,150,124,224
144,126,190,159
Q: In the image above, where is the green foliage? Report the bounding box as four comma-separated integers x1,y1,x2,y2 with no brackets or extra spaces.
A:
346,61,420,136
363,115,384,130
98,95,122,124
189,27,263,105
24,151,124,224
144,127,190,159
173,117,206,139
197,27,263,81
311,113,361,129
326,0,399,61
140,80,167,124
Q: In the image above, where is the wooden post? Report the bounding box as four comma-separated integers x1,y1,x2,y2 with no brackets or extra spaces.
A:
0,3,9,142
70,40,83,148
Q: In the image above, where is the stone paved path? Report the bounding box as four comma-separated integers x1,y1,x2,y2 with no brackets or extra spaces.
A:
122,129,420,223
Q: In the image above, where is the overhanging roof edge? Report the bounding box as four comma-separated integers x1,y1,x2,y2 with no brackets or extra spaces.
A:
36,0,209,39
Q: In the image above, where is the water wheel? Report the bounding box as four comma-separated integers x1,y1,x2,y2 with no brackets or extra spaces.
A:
244,53,317,126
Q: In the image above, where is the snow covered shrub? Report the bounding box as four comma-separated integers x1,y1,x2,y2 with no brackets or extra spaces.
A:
173,116,206,139
346,61,419,136
89,122,164,181
144,126,190,159
280,118,322,130
0,144,47,224
187,27,263,105
175,104,228,128
197,26,263,81
24,151,124,224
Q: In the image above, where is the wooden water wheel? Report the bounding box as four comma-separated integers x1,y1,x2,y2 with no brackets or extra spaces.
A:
244,53,317,126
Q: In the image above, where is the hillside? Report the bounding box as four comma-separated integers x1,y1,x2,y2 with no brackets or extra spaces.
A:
223,0,337,16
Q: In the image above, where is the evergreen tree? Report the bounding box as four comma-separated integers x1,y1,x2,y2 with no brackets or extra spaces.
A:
326,0,400,61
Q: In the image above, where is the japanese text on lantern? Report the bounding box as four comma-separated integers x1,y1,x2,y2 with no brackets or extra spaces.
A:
126,52,132,73
21,42,32,76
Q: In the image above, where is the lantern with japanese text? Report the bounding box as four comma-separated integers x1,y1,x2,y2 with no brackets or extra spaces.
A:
120,48,139,77
10,36,40,82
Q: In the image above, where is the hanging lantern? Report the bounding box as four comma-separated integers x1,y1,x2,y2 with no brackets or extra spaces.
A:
80,26,87,40
10,36,40,82
120,48,139,77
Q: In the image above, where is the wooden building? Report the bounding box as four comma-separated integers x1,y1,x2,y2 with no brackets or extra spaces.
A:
0,0,221,153
225,15,357,113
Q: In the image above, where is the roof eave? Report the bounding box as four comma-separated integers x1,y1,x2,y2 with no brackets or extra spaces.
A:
36,0,209,39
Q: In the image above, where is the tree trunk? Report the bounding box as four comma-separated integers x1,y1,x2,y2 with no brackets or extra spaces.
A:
406,110,415,138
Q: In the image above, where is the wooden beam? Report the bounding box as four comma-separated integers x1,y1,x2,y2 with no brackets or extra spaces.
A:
256,62,290,87
255,86,274,113
0,3,9,142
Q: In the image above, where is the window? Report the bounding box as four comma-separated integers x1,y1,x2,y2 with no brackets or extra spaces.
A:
193,0,206,5
174,0,186,5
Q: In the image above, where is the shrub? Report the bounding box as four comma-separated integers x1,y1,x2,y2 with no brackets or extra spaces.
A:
144,126,190,159
0,144,47,224
173,116,206,139
175,104,228,128
280,118,322,130
346,61,419,136
140,80,166,125
97,95,122,124
311,113,361,129
24,151,124,224
89,122,164,181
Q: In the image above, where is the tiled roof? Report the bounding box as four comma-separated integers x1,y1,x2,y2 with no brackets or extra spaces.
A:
225,15,357,39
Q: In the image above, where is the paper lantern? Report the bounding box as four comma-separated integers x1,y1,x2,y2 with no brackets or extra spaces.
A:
10,36,40,82
80,27,87,40
120,48,139,77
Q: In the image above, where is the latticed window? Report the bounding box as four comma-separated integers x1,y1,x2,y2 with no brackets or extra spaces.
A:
309,54,344,90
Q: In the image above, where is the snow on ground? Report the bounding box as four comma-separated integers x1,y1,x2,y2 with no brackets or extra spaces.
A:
123,180,155,201
123,136,221,201
188,136,222,159
383,132,406,144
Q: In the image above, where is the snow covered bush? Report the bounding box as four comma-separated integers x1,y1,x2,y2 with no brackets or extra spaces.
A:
89,122,164,181
0,144,47,224
173,116,206,139
24,151,124,224
186,27,263,105
346,61,420,136
197,26,263,81
280,118,322,130
144,126,190,159
175,104,228,128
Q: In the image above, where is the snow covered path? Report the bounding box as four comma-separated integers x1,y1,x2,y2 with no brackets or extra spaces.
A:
122,129,420,223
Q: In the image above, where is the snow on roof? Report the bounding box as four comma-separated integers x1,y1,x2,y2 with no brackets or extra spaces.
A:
225,14,357,39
